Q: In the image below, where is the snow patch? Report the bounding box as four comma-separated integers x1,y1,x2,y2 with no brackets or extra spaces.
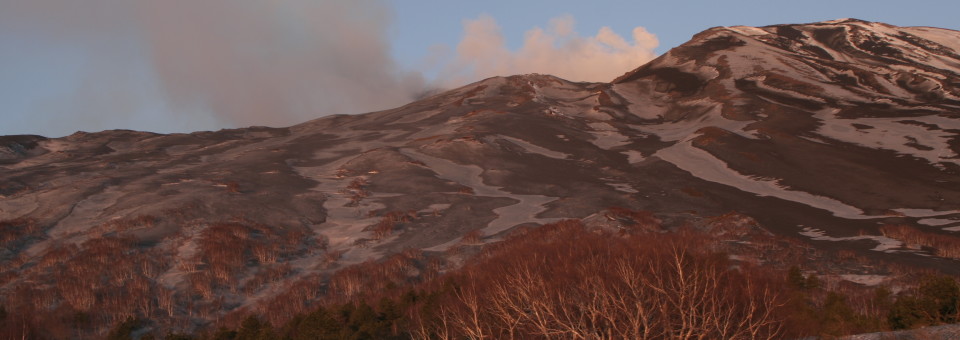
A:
656,140,871,219
588,122,631,149
893,208,960,218
157,224,204,289
48,186,126,238
604,181,638,193
725,26,770,37
800,227,902,252
609,82,667,120
627,97,760,142
399,149,560,248
813,111,960,168
823,18,856,24
38,139,73,153
902,26,960,54
918,218,959,226
838,274,888,286
496,135,570,159
390,109,444,124
623,150,646,163
0,194,40,220
422,203,451,213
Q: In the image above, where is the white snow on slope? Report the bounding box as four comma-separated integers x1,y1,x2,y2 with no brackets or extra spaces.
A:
725,26,770,37
710,22,960,105
399,149,560,249
603,180,638,193
496,135,570,159
390,109,444,124
711,33,834,84
46,186,126,238
156,223,204,289
902,26,960,54
800,227,902,252
893,208,960,218
918,218,960,227
0,191,40,220
609,82,667,120
623,150,646,163
627,103,756,142
295,162,386,269
823,18,856,24
655,140,870,219
814,111,960,167
588,122,631,149
838,274,888,286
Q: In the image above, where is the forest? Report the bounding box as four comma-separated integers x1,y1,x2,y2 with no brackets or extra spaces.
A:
29,214,958,340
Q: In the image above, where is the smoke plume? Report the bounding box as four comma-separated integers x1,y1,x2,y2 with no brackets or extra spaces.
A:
0,2,658,135
136,0,427,128
0,0,426,133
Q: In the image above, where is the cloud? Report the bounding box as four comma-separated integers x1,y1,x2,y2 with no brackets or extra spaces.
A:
0,3,658,136
137,0,427,128
0,0,427,134
437,14,659,85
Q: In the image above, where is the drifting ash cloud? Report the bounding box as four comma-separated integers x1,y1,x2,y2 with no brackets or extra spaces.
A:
0,1,659,134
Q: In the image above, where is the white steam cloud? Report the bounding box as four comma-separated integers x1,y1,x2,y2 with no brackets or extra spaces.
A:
137,0,427,128
0,2,658,136
0,0,426,133
437,14,659,85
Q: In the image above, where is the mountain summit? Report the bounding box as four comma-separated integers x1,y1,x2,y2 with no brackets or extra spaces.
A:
1,19,959,334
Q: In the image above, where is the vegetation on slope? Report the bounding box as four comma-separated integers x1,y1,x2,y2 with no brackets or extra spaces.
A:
78,216,960,340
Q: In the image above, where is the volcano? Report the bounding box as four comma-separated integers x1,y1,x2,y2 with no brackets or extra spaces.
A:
1,19,959,336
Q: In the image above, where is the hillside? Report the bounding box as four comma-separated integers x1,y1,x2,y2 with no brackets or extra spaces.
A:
1,19,960,337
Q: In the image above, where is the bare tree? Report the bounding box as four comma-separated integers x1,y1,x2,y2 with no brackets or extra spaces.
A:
436,221,785,339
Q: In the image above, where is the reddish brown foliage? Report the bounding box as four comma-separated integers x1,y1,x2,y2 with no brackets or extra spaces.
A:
413,220,786,339
345,177,371,206
0,232,175,338
100,215,156,233
370,211,419,240
0,218,39,247
605,207,662,232
461,229,484,245
243,263,293,294
880,224,960,258
706,211,763,237
372,219,395,240
347,177,368,191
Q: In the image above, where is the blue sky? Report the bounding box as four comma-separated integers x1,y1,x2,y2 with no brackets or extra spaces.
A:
1,0,958,137
387,0,960,68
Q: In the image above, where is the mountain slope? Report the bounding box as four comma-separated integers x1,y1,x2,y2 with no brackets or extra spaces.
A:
1,19,960,335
